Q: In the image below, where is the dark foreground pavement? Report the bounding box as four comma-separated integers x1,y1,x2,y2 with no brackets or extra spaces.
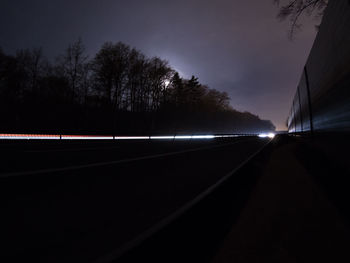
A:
0,137,269,263
212,134,350,263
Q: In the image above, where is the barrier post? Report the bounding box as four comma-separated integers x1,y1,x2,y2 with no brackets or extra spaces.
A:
297,85,304,132
304,66,314,135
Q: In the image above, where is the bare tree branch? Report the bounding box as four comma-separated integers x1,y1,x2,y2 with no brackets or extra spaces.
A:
274,0,328,40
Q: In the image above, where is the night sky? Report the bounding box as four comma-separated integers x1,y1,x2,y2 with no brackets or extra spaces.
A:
0,0,318,130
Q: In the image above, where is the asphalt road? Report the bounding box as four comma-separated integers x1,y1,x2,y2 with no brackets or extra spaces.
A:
0,137,270,262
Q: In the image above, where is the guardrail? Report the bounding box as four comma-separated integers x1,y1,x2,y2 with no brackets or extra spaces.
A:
287,0,350,133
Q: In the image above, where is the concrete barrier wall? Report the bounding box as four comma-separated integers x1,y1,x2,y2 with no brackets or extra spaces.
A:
288,0,350,133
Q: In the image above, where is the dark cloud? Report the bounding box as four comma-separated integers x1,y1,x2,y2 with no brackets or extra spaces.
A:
0,0,317,130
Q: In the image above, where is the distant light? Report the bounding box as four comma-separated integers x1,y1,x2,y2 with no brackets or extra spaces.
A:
258,133,275,139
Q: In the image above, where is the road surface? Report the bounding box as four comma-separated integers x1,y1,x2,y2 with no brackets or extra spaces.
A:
1,137,270,262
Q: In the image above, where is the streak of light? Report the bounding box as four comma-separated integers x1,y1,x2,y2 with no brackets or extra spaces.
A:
191,135,215,139
174,136,193,139
63,136,113,140
0,133,265,140
150,136,175,139
0,134,60,140
116,136,150,140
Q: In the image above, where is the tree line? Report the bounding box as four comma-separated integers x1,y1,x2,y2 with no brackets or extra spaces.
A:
0,39,275,135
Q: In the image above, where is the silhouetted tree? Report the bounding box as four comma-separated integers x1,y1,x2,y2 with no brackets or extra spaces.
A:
145,57,171,111
126,48,148,112
170,72,184,109
0,51,20,105
203,89,230,112
0,41,276,134
91,42,129,108
57,38,89,102
185,76,207,111
16,48,46,97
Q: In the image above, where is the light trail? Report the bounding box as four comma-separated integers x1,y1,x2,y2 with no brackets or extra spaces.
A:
0,133,274,140
115,136,150,140
63,136,114,140
150,136,175,140
0,134,60,140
